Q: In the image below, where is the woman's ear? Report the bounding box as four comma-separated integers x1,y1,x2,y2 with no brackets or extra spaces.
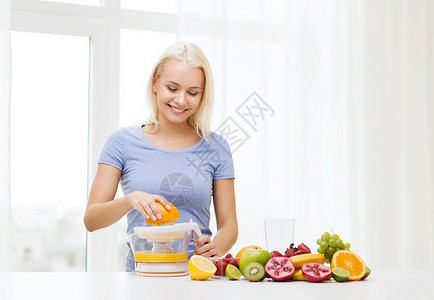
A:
152,76,157,93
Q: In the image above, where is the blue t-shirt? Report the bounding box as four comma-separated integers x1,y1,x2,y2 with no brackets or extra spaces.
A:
98,125,234,271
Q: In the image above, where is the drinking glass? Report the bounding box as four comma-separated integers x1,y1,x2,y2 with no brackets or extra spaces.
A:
264,219,295,253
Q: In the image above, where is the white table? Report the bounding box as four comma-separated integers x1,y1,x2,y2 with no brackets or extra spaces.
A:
1,270,433,300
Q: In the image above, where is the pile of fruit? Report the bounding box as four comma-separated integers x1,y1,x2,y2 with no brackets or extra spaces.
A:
188,231,371,283
316,231,351,264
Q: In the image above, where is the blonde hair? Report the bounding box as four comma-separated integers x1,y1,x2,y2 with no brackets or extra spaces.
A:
144,41,214,143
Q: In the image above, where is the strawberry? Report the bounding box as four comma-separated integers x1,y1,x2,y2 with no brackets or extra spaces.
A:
214,259,228,276
270,251,283,257
284,244,297,257
284,243,311,257
297,243,311,253
225,253,239,268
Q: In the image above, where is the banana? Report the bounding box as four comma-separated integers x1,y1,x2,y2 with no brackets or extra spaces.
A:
292,268,306,281
289,253,326,268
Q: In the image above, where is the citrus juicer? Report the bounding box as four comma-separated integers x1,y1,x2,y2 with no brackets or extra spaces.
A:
129,203,202,277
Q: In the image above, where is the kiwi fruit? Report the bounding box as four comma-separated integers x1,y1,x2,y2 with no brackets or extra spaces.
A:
361,266,371,280
242,262,265,281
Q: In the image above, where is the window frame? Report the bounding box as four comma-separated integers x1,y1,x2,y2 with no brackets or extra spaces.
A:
11,0,178,271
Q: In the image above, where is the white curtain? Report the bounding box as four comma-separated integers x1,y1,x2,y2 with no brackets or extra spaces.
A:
0,0,11,271
178,0,434,270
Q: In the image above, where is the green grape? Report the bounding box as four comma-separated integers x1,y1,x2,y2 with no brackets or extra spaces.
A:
326,247,335,257
318,230,352,263
321,232,331,241
320,241,329,250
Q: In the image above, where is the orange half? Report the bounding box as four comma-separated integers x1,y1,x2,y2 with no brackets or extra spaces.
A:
331,250,366,280
144,202,179,225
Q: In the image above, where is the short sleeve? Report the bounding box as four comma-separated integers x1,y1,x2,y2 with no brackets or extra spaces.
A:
98,128,125,171
213,133,235,180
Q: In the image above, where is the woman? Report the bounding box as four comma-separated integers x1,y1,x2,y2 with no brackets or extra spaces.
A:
83,41,238,272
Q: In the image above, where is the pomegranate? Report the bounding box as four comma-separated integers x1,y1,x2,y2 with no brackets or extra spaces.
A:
301,263,332,282
264,256,295,282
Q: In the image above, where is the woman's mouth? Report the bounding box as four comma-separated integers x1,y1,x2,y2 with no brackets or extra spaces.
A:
168,104,188,114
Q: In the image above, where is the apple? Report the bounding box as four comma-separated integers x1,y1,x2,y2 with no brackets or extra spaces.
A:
239,249,272,274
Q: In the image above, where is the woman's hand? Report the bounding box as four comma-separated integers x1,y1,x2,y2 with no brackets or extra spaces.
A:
193,235,217,257
127,191,172,221
192,179,238,258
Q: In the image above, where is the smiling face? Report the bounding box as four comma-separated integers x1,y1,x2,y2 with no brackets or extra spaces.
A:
152,59,205,126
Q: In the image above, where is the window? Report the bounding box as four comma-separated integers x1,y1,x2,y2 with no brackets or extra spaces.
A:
10,0,178,271
11,31,89,271
121,0,177,13
34,0,101,6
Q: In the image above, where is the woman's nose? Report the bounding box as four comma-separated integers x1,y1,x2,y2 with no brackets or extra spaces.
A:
175,91,186,106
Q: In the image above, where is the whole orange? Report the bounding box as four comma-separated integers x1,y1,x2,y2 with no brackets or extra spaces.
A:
235,245,262,258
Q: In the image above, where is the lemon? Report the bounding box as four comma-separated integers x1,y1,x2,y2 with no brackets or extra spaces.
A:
188,255,217,280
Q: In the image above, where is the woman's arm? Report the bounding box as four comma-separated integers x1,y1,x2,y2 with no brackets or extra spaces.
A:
83,164,130,232
193,178,238,257
83,163,172,232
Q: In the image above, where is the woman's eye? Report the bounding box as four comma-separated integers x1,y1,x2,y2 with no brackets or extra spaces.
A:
168,87,177,92
188,92,198,96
